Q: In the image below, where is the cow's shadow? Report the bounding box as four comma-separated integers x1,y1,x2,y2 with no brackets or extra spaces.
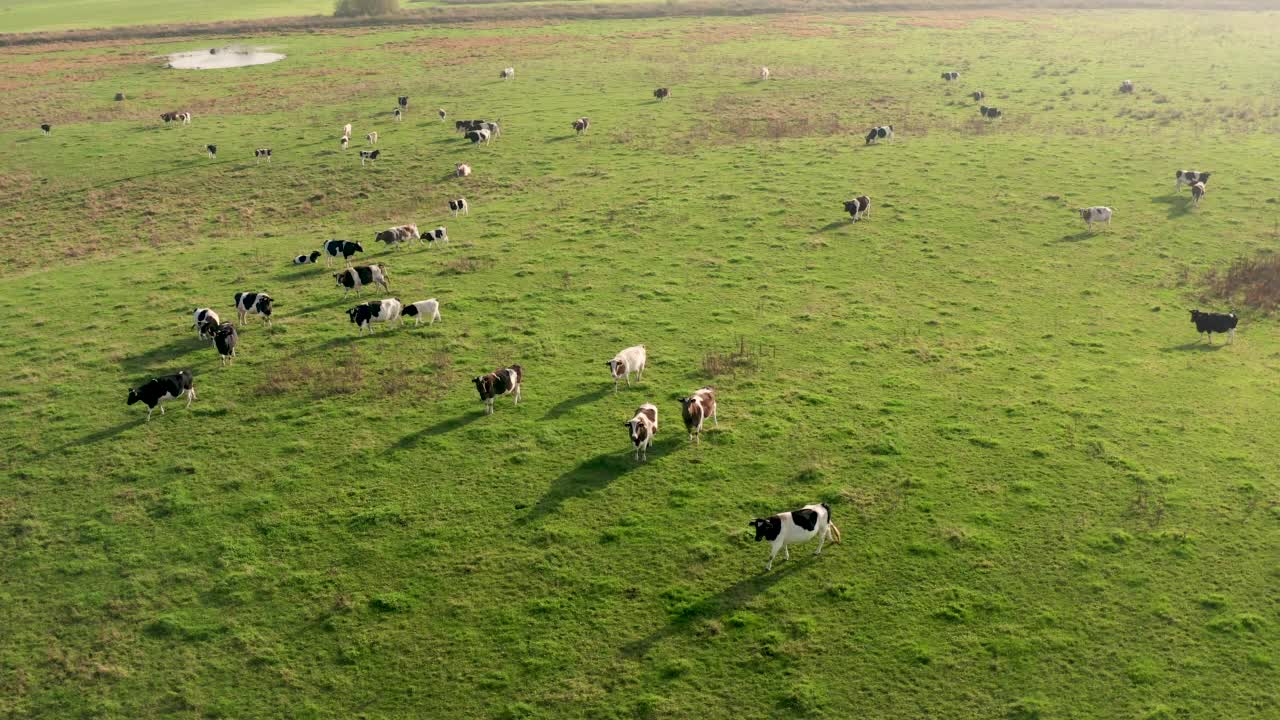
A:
817,220,851,233
1056,230,1096,243
41,417,147,459
1164,340,1227,352
393,411,485,450
1152,194,1192,218
120,337,204,374
542,385,610,419
518,437,680,524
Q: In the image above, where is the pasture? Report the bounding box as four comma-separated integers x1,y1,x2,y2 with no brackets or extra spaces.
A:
2,8,1279,719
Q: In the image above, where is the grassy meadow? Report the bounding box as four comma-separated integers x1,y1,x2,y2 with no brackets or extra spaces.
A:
2,8,1279,719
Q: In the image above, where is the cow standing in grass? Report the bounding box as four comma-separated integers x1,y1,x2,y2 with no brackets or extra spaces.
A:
625,403,658,461
680,387,717,444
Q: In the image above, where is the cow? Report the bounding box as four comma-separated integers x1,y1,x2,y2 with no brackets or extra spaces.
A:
398,96,409,108
1175,170,1211,192
343,123,352,137
980,105,1002,119
1078,206,1112,231
403,298,441,326
449,198,469,217
1189,309,1238,344
193,308,220,341
234,292,274,327
1120,80,1134,94
127,370,195,422
347,298,403,335
40,123,50,135
749,504,842,571
375,225,419,249
213,323,237,365
438,108,447,122
255,148,272,162
679,387,717,444
865,125,894,145
606,345,646,393
625,403,658,461
1191,181,1207,207
456,119,485,133
323,239,363,266
359,149,380,166
180,112,191,124
336,264,390,295
473,365,523,415
394,108,402,122
500,67,515,80
341,135,349,150
971,90,985,101
293,250,321,265
421,226,449,248
206,144,217,159
482,121,501,138
366,131,378,145
653,87,670,101
760,66,770,81
942,71,959,81
843,195,871,221
456,163,472,177
465,129,491,145
161,111,190,125
572,117,590,135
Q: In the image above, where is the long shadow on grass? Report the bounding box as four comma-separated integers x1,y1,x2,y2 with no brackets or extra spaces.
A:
393,411,485,450
1152,194,1192,219
620,562,804,658
1164,341,1227,352
542,386,610,419
1056,230,1096,243
43,417,147,457
816,220,851,233
120,337,204,375
519,437,681,524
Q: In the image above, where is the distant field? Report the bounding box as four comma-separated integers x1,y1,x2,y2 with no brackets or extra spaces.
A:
0,0,333,33
1,9,1279,720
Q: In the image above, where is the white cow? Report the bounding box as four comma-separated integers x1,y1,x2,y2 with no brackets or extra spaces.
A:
403,299,442,326
606,345,647,392
1079,206,1113,231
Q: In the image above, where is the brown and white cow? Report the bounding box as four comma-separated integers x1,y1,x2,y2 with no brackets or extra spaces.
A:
473,365,522,415
375,224,419,249
679,387,717,444
625,403,658,461
572,117,590,135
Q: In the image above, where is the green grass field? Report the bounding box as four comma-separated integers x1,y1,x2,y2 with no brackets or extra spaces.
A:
2,8,1279,720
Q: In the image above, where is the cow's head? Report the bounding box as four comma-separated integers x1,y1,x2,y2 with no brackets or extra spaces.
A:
843,201,859,215
127,388,141,405
749,517,779,542
472,375,492,399
347,307,361,324
1189,310,1202,322
606,359,623,378
1078,209,1090,220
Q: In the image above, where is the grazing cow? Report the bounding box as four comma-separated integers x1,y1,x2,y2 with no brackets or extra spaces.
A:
971,90,985,101
1191,181,1207,207
234,292,274,327
606,344,647,393
394,108,402,122
323,239,363,266
398,96,409,108
347,298,403,335
679,387,717,444
760,66,770,81
193,308,220,340
500,67,515,80
293,250,321,265
255,148,272,162
421,226,449,248
1189,309,1238,344
942,71,959,81
1078,206,1113,231
653,87,670,101
482,121,501,138
127,370,195,422
456,163,472,177
180,112,191,125
359,149,380,166
465,129,491,144
439,108,447,122
865,125,894,145
449,198,469,217
1120,80,1135,93
455,119,483,133
213,323,237,365
979,105,1002,119
40,123,50,135
340,135,349,150
625,403,658,461
403,298,441,326
206,144,217,159
335,264,390,295
343,123,352,137
1175,170,1211,192
572,117,590,135
367,131,378,145
749,504,842,571
473,365,523,415
843,195,871,221
375,224,419,249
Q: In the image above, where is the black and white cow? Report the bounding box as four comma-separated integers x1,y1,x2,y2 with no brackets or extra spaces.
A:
500,67,515,80
403,298,441,326
455,119,486,134
323,239,363,266
979,105,1002,119
473,365,523,415
293,250,321,265
394,108,402,122
465,129,491,144
347,298,403,335
865,125,894,145
653,87,670,101
971,90,985,101
1175,170,1210,192
255,148,272,162
482,121,500,138
420,226,449,248
942,71,959,81
359,149,380,166
680,387,717,444
127,370,195,421
206,144,217,159
341,135,349,150
40,123,51,135
625,403,658,461
375,225,419,249
449,198,469,217
438,108,447,122
193,308,220,341
1119,80,1134,93
1191,181,1207,207
749,503,841,571
843,195,871,222
573,117,590,135
335,264,390,295
213,323,238,365
234,292,274,326
1189,309,1238,344
1078,206,1112,231
398,95,409,108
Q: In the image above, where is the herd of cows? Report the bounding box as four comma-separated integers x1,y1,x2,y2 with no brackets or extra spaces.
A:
75,60,1241,569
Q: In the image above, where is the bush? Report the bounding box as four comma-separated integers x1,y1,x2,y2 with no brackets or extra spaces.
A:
334,0,398,17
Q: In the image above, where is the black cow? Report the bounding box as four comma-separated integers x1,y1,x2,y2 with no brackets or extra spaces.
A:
127,370,195,421
473,365,523,415
213,323,238,365
1190,310,1238,344
40,123,51,135
979,106,1002,119
398,95,409,108
653,87,670,101
206,144,217,159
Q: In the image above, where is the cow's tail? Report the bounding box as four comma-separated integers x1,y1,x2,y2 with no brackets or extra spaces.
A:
828,523,842,544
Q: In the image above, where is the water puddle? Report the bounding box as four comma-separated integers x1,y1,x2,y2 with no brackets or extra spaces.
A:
165,46,285,70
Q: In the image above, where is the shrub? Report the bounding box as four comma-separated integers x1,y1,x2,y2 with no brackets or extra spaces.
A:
334,0,398,17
